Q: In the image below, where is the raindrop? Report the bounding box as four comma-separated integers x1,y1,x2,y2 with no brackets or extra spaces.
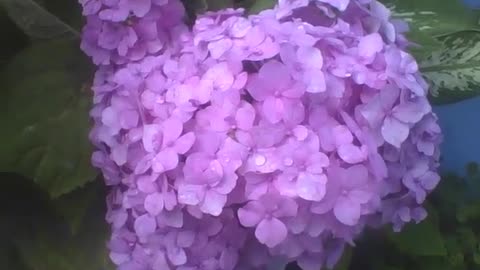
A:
254,154,266,166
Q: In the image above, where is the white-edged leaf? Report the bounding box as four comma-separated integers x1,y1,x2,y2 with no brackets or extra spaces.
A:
420,31,480,104
380,0,480,61
0,0,79,39
381,0,479,36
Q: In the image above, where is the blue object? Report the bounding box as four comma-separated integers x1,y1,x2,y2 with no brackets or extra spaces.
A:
433,96,480,175
462,0,480,9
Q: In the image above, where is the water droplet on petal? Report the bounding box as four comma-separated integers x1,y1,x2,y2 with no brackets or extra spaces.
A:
254,154,266,166
283,158,294,166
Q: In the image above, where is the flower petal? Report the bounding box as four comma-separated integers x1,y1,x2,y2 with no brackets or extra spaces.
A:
263,96,284,124
144,193,164,216
296,173,327,202
200,190,227,216
255,217,288,248
174,132,196,154
333,197,361,226
381,116,409,148
238,201,265,227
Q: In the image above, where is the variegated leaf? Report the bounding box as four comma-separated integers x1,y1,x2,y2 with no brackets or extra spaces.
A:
380,0,480,60
420,31,480,104
381,0,479,36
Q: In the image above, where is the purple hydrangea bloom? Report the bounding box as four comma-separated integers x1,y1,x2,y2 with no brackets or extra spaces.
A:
82,0,442,269
80,0,186,64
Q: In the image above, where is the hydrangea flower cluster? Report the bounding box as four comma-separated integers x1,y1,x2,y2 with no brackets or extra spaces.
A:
80,0,186,65
81,0,442,269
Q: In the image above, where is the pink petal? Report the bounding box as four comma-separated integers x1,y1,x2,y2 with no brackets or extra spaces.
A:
162,117,183,147
380,84,400,110
282,99,305,125
246,74,270,101
358,33,383,59
167,247,187,266
342,164,369,189
337,144,368,164
157,209,183,228
142,124,160,152
163,190,177,211
275,197,299,217
220,248,239,270
214,175,237,195
381,116,410,148
177,184,205,206
297,46,323,69
307,152,330,173
420,171,440,190
152,252,170,270
333,197,361,226
200,190,226,216
238,201,265,227
144,193,164,216
258,60,291,90
208,38,233,59
177,230,195,248
332,125,353,146
128,0,151,17
349,190,372,204
255,217,288,248
174,132,195,154
111,144,128,166
305,71,326,93
204,63,234,91
282,83,305,98
296,173,327,201
134,214,156,237
153,149,179,172
274,174,297,197
263,97,284,124
392,100,429,124
137,175,157,193
235,103,256,130
318,0,349,10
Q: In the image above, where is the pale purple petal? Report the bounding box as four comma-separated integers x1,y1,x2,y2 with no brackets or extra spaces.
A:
173,132,196,154
200,190,227,216
382,116,410,148
134,214,156,237
296,173,327,201
144,193,164,216
263,97,284,124
255,217,288,248
333,197,361,226
177,184,205,206
238,201,265,227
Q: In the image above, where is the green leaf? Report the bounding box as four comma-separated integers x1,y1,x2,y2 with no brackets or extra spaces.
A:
333,246,352,270
456,202,480,223
52,179,101,234
380,0,480,61
247,0,275,14
205,0,234,11
420,31,480,104
1,39,91,86
0,40,96,198
0,0,79,39
387,214,447,256
0,173,113,270
0,6,29,67
381,0,479,36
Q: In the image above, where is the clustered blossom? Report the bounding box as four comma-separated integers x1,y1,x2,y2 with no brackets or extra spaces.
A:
81,0,442,269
